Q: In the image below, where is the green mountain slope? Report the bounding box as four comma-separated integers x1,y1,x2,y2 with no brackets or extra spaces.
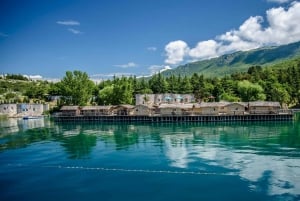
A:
162,41,300,77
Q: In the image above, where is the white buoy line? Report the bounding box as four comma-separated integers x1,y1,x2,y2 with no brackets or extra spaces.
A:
5,163,237,176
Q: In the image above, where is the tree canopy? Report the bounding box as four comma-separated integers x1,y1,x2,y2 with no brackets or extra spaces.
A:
1,58,300,107
59,71,95,106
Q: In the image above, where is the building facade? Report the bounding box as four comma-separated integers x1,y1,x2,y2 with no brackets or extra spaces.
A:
135,94,195,105
0,103,49,117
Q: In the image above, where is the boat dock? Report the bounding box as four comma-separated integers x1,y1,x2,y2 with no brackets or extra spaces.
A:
53,113,294,123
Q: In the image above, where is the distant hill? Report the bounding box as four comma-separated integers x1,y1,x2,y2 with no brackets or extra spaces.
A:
161,41,300,77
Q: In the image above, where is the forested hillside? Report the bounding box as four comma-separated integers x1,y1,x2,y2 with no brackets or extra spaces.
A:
1,57,300,107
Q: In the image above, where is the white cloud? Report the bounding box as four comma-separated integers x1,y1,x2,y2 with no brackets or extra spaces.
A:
68,28,83,35
23,74,43,80
147,47,157,51
0,32,8,37
90,73,135,81
114,62,137,68
164,1,300,65
267,0,291,3
189,40,220,60
165,40,189,65
148,65,172,75
56,20,80,26
57,20,83,35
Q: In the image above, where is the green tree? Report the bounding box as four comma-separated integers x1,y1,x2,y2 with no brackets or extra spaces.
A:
149,73,168,93
219,92,240,102
269,83,291,104
98,85,114,105
59,71,95,106
166,75,179,93
237,80,266,102
190,74,205,101
179,76,193,94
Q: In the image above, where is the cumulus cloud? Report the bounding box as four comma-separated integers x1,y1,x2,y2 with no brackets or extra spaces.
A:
164,1,300,65
114,62,137,68
189,40,220,60
148,65,172,75
56,20,80,26
165,40,189,64
68,28,83,35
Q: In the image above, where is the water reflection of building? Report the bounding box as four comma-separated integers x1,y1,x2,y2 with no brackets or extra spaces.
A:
0,118,47,134
21,118,45,131
0,118,20,134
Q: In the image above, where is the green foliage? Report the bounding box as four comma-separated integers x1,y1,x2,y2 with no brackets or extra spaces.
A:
237,80,266,102
220,92,240,102
59,71,95,106
98,76,134,105
5,74,29,81
149,73,168,93
269,83,290,104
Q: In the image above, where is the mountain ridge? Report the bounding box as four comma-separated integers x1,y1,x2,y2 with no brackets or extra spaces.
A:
161,41,300,77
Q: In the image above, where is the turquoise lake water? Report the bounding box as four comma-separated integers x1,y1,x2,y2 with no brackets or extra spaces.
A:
0,115,300,201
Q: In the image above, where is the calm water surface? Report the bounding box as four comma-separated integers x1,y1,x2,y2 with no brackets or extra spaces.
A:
0,115,300,201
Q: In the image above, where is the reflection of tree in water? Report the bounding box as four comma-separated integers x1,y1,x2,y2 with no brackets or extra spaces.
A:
98,124,139,150
60,133,97,159
113,131,138,150
0,127,52,151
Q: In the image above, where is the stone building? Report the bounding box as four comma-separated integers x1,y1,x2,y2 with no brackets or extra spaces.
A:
0,103,49,117
0,104,17,117
135,94,195,105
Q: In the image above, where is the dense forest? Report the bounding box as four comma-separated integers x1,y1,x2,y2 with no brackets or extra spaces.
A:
0,57,300,107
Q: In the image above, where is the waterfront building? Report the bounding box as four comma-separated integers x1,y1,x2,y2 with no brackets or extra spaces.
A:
224,102,247,115
134,104,154,116
248,101,281,114
60,106,80,116
197,102,228,115
81,106,114,116
0,104,17,117
135,94,195,105
0,103,49,117
113,105,135,116
158,104,194,116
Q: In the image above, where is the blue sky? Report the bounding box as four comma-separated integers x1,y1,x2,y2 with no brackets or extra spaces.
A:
1,0,300,80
